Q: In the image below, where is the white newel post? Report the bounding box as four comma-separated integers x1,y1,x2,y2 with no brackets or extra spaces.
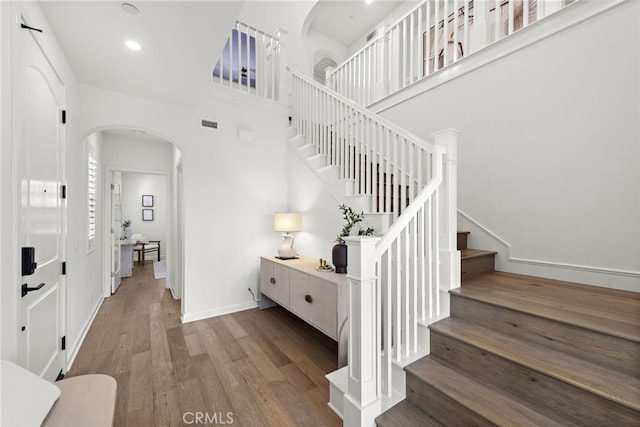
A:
276,27,288,103
343,236,382,427
375,26,389,102
469,0,490,54
432,129,461,315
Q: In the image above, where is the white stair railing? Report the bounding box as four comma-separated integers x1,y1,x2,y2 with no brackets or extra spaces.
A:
290,68,438,222
342,128,459,426
328,0,570,105
289,68,460,426
211,21,284,101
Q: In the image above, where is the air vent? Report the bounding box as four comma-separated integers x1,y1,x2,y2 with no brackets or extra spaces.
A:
366,30,376,42
201,119,218,129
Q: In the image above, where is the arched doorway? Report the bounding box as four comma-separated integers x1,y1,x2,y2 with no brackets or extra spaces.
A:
83,128,184,312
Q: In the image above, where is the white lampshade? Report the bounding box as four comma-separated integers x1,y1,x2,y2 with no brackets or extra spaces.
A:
273,213,302,232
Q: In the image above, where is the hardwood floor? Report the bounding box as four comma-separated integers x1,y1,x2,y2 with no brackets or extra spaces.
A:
66,262,342,426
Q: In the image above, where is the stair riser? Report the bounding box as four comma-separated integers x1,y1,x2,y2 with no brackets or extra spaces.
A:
457,232,469,251
429,331,640,426
461,254,495,280
405,371,496,427
451,295,640,377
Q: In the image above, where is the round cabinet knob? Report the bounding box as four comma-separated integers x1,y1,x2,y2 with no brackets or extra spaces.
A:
304,294,313,303
270,277,276,284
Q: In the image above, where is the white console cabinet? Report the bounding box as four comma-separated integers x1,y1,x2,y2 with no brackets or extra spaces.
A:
260,256,347,362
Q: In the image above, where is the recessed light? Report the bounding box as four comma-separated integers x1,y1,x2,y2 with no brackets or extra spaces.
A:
124,39,141,51
121,2,139,14
365,0,373,4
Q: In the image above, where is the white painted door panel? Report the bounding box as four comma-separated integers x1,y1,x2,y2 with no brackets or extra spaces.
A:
17,14,66,380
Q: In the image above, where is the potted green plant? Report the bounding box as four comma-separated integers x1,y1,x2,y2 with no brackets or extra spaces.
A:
332,204,374,274
122,219,133,239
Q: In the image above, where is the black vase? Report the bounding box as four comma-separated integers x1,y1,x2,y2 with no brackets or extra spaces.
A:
332,244,347,274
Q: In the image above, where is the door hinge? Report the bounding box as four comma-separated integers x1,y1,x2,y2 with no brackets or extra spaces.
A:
61,336,66,350
61,185,67,199
111,183,115,190
55,370,65,382
61,110,67,124
111,272,115,278
61,261,67,275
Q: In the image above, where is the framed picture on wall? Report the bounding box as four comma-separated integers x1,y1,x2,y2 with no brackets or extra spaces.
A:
142,209,154,221
142,194,154,207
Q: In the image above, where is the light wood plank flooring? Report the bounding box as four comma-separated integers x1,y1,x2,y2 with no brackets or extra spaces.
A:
66,262,341,426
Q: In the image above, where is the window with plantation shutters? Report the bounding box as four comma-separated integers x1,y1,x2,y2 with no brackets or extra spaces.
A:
87,153,97,251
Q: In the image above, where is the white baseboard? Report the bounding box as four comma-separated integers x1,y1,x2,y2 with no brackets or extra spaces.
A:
181,300,258,324
65,296,104,372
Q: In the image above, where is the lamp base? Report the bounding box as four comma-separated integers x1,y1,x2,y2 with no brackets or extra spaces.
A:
277,235,297,259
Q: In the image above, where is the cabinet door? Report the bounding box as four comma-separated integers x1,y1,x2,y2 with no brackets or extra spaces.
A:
289,270,310,320
260,258,276,300
309,277,338,339
273,263,290,307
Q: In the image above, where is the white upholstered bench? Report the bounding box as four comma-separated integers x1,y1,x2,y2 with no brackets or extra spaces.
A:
0,360,117,427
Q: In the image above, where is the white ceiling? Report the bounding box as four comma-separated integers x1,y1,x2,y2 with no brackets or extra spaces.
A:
39,1,244,105
37,1,410,105
309,0,409,47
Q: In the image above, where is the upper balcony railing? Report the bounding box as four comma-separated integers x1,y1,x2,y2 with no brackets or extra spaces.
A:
327,0,575,106
210,21,284,101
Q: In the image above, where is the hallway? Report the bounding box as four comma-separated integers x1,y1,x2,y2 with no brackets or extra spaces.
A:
67,263,341,426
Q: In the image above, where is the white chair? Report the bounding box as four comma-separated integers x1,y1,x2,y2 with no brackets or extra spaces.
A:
131,233,161,263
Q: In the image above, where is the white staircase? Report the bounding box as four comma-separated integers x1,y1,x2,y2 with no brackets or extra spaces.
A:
288,68,460,426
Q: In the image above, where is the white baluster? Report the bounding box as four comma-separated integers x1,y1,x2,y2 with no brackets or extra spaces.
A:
343,236,382,427
470,0,490,54
443,0,449,66
409,11,415,84
494,0,501,41
376,26,389,101
426,0,432,76
383,252,391,397
453,0,460,62
411,215,418,352
543,0,564,17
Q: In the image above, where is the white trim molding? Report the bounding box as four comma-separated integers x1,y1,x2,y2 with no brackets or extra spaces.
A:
458,210,640,292
181,300,258,324
65,297,104,372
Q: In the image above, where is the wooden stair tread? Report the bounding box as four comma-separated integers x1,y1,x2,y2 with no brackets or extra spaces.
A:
430,317,640,412
454,272,640,342
375,400,443,427
460,249,497,259
406,358,567,427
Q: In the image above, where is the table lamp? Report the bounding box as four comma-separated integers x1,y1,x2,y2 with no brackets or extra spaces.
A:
273,212,302,259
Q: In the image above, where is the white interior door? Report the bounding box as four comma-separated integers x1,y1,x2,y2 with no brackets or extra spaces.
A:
111,171,122,293
16,16,66,380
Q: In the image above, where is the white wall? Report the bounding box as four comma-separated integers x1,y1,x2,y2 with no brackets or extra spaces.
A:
287,145,344,262
76,80,290,322
121,172,167,247
376,1,640,290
